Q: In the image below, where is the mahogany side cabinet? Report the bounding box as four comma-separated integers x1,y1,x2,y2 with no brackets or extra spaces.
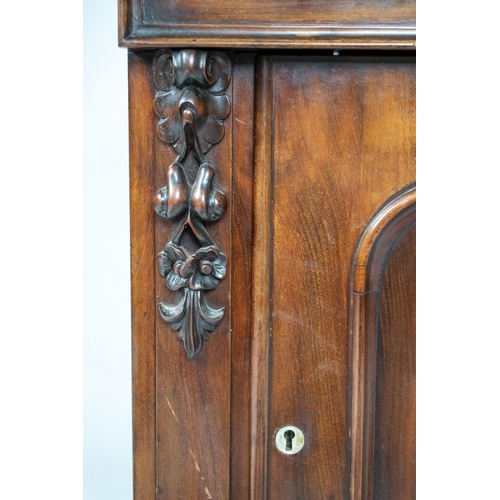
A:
118,0,416,497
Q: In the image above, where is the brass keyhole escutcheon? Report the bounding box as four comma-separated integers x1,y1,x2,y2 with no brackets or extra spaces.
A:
275,426,305,455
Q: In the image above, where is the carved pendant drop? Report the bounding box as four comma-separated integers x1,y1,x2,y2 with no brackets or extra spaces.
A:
152,49,231,359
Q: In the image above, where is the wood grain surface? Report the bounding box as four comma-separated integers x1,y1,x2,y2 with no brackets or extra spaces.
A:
153,48,233,499
350,187,415,500
119,0,416,48
229,53,256,500
144,0,415,24
128,51,416,499
128,51,157,500
374,224,416,500
265,55,415,499
249,55,273,500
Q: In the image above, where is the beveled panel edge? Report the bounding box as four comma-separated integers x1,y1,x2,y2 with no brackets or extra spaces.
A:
349,187,416,500
352,185,416,294
119,22,416,49
249,55,273,500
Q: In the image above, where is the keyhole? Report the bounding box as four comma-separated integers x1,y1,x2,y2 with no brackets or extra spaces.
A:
275,426,304,454
284,429,295,451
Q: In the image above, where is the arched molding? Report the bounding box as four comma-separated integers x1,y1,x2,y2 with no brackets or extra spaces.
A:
353,185,416,294
350,185,416,500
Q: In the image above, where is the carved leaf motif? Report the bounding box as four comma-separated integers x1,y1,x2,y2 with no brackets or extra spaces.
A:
158,292,185,322
207,94,231,120
153,49,231,359
153,49,232,154
158,243,186,278
157,117,182,147
154,91,178,118
211,254,227,280
159,289,224,359
201,116,225,147
205,52,232,92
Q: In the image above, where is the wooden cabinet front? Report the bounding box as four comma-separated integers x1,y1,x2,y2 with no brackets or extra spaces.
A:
127,49,415,499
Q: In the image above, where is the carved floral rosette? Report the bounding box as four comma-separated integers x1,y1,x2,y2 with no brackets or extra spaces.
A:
152,49,231,359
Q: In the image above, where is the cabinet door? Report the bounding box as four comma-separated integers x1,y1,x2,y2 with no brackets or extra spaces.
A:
254,55,415,500
128,51,415,500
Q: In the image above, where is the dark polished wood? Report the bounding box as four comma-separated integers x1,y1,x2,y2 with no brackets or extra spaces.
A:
351,187,415,500
152,49,232,359
374,223,416,500
153,46,233,497
128,51,416,499
124,6,416,493
249,55,273,500
265,55,415,500
119,0,415,49
229,52,256,500
128,50,156,500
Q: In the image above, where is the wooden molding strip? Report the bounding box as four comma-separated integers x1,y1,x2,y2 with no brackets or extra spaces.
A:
350,185,416,500
120,24,416,49
353,186,416,294
128,51,157,500
249,56,273,500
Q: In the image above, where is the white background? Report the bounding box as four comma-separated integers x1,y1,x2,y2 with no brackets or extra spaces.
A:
83,0,132,498
2,1,132,499
1,1,499,499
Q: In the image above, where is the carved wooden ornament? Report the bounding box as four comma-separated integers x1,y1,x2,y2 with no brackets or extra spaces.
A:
152,49,231,359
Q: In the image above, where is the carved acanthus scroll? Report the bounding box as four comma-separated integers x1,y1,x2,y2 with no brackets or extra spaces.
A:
152,49,231,359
